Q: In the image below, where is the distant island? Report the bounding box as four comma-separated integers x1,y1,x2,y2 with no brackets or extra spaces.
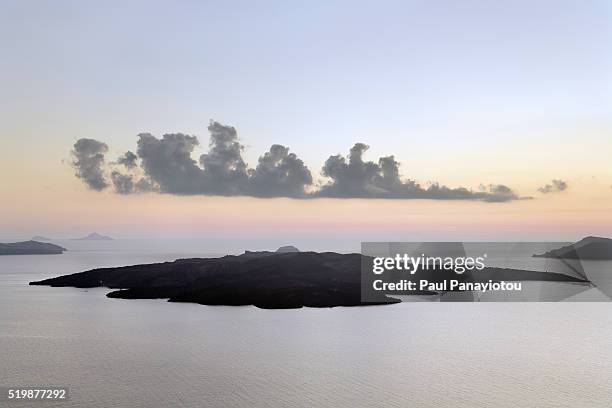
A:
72,232,114,241
534,236,612,260
31,235,52,242
276,245,300,253
30,249,586,309
0,240,66,255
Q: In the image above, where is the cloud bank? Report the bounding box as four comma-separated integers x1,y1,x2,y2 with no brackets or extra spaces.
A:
315,142,519,202
538,179,568,194
70,121,525,202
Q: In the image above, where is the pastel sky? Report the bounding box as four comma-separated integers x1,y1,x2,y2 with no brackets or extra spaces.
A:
1,0,611,245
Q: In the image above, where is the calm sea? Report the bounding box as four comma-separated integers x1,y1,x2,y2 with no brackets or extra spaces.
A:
1,240,612,407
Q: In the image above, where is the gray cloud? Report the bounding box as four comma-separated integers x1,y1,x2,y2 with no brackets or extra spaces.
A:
135,177,156,193
316,143,521,202
110,171,156,195
137,132,207,194
117,151,138,169
199,122,249,195
72,121,525,202
71,138,109,191
250,144,313,197
111,171,134,194
134,122,250,195
538,179,568,194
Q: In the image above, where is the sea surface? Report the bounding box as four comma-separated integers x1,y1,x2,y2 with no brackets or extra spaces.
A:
1,240,612,407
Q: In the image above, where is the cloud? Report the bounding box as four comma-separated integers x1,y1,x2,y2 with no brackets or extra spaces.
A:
71,138,109,191
71,121,525,202
538,179,568,194
250,144,313,197
316,143,521,202
137,132,207,194
135,177,156,193
110,171,134,194
110,171,156,195
134,122,251,195
199,121,250,195
117,151,138,169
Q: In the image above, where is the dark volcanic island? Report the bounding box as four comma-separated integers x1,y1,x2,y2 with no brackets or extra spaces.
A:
32,251,396,309
0,240,66,255
30,249,588,309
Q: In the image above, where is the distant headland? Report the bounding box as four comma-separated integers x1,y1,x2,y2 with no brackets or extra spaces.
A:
533,236,612,260
0,240,66,255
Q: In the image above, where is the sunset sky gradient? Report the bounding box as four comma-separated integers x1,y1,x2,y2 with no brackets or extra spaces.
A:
1,0,611,246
